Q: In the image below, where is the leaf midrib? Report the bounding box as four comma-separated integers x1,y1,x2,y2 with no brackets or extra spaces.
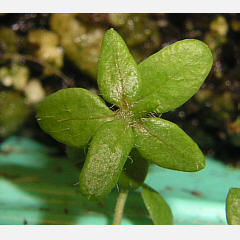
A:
40,114,115,123
111,32,126,105
135,121,189,160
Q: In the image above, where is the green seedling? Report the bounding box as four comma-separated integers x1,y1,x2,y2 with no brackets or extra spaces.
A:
36,28,213,225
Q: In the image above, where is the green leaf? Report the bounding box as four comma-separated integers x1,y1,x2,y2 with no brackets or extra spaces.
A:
134,118,205,172
36,88,114,148
79,120,134,201
118,148,149,190
226,188,240,224
97,28,142,107
132,39,213,116
141,185,173,225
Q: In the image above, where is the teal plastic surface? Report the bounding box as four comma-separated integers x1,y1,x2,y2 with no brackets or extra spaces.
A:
0,136,240,225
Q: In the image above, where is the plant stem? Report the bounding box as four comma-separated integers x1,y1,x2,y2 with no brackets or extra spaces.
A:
113,188,129,225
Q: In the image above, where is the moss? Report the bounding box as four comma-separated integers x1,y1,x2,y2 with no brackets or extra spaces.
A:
0,64,29,91
27,29,63,71
0,27,19,53
0,91,30,138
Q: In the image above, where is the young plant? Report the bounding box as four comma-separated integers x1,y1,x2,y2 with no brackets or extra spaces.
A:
36,29,213,225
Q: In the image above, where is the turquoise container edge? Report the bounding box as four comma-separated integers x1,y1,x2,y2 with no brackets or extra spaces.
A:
0,136,240,225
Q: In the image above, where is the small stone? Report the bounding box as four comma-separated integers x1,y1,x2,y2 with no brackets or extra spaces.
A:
210,16,228,36
24,79,45,104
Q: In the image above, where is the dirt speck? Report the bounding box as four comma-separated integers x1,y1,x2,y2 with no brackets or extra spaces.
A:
191,191,202,197
55,166,63,173
64,208,69,214
0,172,20,179
39,207,49,211
182,188,203,197
98,200,105,207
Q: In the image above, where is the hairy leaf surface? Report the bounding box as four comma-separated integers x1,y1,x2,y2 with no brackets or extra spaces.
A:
132,39,213,116
36,88,114,148
141,185,173,225
97,28,142,107
134,118,205,172
226,188,240,225
79,120,134,201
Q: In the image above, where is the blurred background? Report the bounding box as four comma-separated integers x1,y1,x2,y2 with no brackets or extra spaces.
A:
0,13,240,165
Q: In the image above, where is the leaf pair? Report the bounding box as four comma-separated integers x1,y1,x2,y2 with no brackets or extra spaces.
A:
36,28,213,202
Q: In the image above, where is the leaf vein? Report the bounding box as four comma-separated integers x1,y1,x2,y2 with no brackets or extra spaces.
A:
136,122,188,159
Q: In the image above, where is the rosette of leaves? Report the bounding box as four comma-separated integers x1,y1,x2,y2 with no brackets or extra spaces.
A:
36,29,213,224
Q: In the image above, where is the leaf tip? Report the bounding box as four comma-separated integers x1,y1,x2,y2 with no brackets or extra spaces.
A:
191,152,206,172
188,38,213,66
198,157,206,171
105,28,118,37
